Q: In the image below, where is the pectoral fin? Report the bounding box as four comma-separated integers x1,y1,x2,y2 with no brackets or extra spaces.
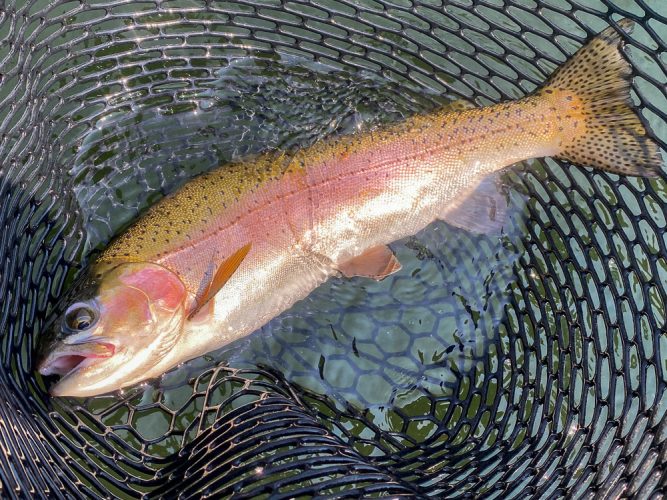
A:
439,173,509,234
187,243,252,319
339,245,402,280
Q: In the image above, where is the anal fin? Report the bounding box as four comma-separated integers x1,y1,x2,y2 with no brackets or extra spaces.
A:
439,173,509,234
339,245,401,280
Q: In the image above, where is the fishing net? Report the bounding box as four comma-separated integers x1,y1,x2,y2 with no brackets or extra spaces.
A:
1,0,667,497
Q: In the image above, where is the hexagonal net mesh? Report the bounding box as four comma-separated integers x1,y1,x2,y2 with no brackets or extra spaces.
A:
1,0,667,497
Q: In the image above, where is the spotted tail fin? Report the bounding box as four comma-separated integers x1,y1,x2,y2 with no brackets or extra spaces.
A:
543,19,662,177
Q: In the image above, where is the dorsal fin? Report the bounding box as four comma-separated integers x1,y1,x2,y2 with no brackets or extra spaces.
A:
187,243,252,320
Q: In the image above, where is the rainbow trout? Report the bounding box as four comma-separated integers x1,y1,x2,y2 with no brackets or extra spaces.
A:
39,21,662,397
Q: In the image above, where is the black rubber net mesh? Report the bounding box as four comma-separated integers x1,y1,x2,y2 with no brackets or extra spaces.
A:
1,0,667,497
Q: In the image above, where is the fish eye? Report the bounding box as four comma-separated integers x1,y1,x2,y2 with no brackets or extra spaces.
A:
64,303,98,332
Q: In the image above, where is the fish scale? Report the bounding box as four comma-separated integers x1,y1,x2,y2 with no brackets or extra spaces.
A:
40,20,663,397
99,94,564,289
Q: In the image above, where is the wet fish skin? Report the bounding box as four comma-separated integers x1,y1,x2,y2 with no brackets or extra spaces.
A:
39,20,662,397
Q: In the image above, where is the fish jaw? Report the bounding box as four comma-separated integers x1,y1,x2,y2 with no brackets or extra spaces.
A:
38,335,119,397
45,346,139,398
38,340,115,377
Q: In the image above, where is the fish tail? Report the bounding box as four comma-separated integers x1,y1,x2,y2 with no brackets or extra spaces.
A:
541,19,662,177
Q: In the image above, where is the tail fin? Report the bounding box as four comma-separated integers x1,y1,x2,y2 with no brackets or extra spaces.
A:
542,19,662,177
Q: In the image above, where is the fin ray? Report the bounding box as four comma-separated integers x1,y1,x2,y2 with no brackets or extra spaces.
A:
339,245,401,280
543,19,662,176
187,243,252,319
440,173,509,234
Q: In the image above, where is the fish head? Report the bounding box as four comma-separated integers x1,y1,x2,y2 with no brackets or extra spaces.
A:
38,262,187,397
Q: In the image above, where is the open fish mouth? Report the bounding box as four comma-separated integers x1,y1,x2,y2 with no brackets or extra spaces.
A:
38,341,115,378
